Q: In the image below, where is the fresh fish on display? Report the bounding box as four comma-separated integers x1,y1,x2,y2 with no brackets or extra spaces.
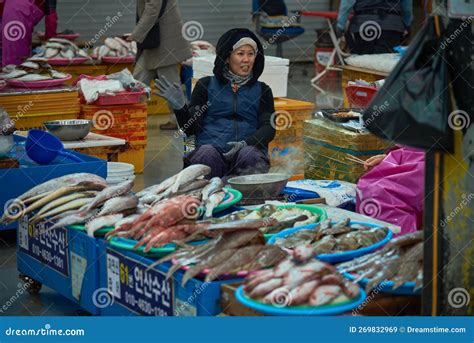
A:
242,248,360,307
274,218,390,253
44,48,60,58
30,197,93,224
201,177,224,201
105,37,122,51
47,209,99,231
50,70,69,79
86,214,124,237
0,69,27,79
18,173,107,201
31,191,96,220
97,195,138,216
15,74,52,81
203,191,226,219
84,179,134,211
19,61,40,70
337,231,424,292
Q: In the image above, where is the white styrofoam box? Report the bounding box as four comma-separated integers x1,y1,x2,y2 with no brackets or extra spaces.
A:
192,55,289,98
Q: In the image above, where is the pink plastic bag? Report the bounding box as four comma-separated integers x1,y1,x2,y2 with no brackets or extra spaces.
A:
356,147,425,236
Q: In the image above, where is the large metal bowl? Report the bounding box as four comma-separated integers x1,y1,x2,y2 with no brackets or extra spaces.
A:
44,119,91,141
227,173,289,199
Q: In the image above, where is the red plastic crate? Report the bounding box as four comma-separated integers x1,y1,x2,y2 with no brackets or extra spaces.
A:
345,85,378,108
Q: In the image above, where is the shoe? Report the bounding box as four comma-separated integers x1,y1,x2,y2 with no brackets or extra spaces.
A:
159,121,178,130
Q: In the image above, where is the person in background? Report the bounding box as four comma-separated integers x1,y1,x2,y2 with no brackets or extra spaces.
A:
130,0,191,130
1,0,57,66
155,28,275,179
336,0,412,54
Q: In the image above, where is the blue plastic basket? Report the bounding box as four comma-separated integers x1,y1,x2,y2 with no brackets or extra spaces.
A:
267,221,393,263
235,285,366,316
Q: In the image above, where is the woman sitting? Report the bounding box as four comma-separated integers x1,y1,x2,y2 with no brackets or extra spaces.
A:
155,28,276,178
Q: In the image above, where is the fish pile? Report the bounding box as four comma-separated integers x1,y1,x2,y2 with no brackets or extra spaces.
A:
35,38,90,60
137,164,225,218
0,174,143,237
242,247,360,307
92,37,137,61
337,231,423,292
0,57,69,81
274,218,389,253
0,173,107,225
151,229,287,286
208,204,320,234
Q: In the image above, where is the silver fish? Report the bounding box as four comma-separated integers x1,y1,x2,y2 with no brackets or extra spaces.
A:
85,180,134,211
98,195,138,216
15,74,52,81
32,197,93,224
18,174,106,201
136,175,177,197
32,191,96,219
104,37,122,51
170,164,211,193
201,177,224,201
47,209,99,231
0,69,27,79
86,214,123,237
204,191,226,219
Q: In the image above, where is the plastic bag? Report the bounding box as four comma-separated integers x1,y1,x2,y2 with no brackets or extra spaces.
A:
356,148,425,236
363,17,452,151
285,179,356,207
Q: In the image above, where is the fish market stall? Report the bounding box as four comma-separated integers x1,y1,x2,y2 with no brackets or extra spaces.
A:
3,160,425,317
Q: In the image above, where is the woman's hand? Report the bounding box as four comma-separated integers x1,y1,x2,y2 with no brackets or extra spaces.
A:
154,75,186,110
364,154,387,171
222,141,247,161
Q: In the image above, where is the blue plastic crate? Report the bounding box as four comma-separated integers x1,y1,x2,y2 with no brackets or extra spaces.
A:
1,135,107,231
16,218,103,314
98,240,243,316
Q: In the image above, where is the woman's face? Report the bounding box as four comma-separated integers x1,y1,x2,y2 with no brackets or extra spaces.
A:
227,45,256,76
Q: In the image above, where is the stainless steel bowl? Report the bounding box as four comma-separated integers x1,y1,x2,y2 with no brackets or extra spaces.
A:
227,173,289,199
44,119,91,141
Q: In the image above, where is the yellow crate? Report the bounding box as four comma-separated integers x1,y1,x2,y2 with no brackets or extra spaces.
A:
148,80,171,115
117,145,146,173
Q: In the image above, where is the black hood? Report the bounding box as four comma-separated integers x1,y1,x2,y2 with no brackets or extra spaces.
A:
213,28,265,86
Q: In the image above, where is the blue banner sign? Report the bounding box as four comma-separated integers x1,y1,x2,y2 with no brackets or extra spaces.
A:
18,217,69,276
106,248,174,316
0,317,472,343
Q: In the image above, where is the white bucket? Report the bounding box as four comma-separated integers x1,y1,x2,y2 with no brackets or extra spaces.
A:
106,162,135,185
